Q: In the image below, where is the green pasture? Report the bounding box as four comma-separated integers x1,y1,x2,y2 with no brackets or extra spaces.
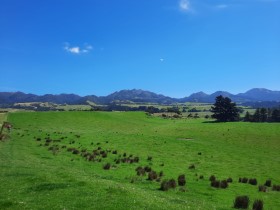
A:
0,111,279,209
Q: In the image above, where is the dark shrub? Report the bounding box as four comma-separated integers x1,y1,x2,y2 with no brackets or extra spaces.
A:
233,196,249,209
112,150,118,154
258,185,267,192
97,147,101,150
240,177,248,183
209,175,216,182
159,171,164,177
249,178,257,185
147,156,153,161
272,185,280,191
123,152,127,157
211,180,220,188
178,174,186,186
160,180,169,191
115,159,120,164
144,166,152,172
72,149,80,154
102,152,107,158
264,179,271,187
227,177,233,183
148,171,158,181
188,164,195,169
253,199,263,210
103,163,111,170
36,137,41,141
220,180,228,189
136,167,146,176
198,152,202,155
134,157,139,163
199,175,204,179
61,145,67,149
168,179,177,189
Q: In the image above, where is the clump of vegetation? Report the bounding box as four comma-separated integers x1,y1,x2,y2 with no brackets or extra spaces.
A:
220,180,228,189
252,199,263,210
209,175,216,182
272,185,280,191
188,164,195,169
178,174,186,186
147,171,158,181
136,166,146,176
258,185,267,192
144,166,152,172
211,180,220,188
147,156,153,161
249,178,257,185
233,196,249,209
239,177,248,183
264,179,271,187
103,163,111,170
160,179,177,191
227,177,233,183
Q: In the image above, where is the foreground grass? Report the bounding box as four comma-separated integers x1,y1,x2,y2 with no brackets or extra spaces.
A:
0,111,279,209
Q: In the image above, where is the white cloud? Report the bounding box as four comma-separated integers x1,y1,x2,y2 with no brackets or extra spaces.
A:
179,0,191,12
64,43,92,55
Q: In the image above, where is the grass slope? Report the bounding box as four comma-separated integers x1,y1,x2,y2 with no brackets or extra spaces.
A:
0,111,279,209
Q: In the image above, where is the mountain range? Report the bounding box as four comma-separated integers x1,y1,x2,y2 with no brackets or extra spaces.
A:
0,88,280,105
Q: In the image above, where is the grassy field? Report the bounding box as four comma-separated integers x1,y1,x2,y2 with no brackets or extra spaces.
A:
0,111,279,209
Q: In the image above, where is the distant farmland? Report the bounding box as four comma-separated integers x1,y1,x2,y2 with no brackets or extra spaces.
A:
0,111,279,209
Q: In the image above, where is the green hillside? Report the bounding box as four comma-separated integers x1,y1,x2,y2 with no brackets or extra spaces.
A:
0,111,279,209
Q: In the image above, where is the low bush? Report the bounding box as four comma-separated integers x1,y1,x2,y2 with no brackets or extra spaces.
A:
148,171,158,181
178,174,186,186
258,185,267,192
272,185,280,191
211,180,220,188
252,199,263,210
227,177,233,183
188,164,195,169
264,179,271,187
249,178,257,185
103,163,111,170
220,180,228,189
233,196,249,209
209,175,216,182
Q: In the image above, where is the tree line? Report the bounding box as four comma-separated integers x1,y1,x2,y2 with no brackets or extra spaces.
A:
211,95,280,122
244,108,280,122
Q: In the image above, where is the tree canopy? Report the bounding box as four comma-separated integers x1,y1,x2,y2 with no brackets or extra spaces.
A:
211,95,239,122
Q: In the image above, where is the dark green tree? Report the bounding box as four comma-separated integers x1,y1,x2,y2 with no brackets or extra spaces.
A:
211,95,240,122
244,111,252,122
253,108,261,122
271,109,280,122
260,108,268,122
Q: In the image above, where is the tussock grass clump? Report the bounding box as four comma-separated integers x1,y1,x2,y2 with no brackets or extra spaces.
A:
272,185,280,191
188,164,195,169
239,177,248,183
220,180,228,189
103,163,111,170
147,156,153,161
264,179,271,187
209,175,216,182
101,152,107,158
112,150,118,154
249,178,258,185
253,199,263,210
211,180,220,188
72,149,80,154
160,179,176,191
227,177,233,183
199,175,204,179
144,166,152,172
133,156,139,163
159,171,164,177
178,174,186,186
258,185,267,192
233,196,249,209
136,167,146,176
147,171,158,181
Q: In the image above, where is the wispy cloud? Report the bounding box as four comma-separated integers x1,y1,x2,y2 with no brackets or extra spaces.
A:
64,43,93,55
179,0,191,12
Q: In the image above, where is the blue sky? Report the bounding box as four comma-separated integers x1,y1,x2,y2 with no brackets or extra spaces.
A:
0,0,279,98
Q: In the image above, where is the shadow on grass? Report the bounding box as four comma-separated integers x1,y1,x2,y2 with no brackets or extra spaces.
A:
28,183,69,192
